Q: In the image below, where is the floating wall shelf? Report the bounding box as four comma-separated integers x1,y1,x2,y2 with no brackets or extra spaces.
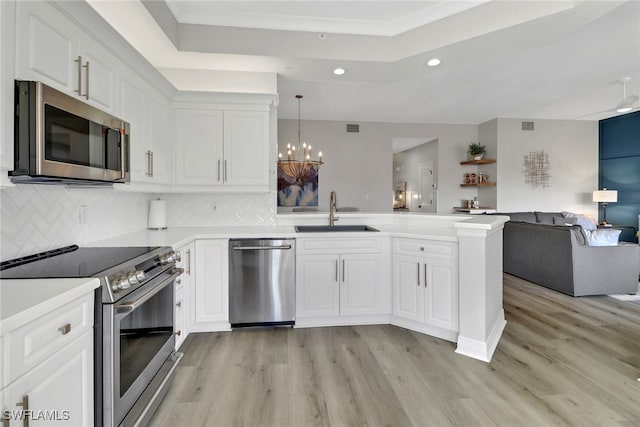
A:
460,159,496,165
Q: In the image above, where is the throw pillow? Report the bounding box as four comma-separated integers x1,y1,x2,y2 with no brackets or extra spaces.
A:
562,211,597,231
553,216,577,225
584,229,621,246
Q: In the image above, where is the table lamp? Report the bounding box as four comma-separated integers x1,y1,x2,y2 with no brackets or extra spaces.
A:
592,188,618,226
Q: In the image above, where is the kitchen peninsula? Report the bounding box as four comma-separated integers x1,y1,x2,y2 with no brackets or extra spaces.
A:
93,213,509,362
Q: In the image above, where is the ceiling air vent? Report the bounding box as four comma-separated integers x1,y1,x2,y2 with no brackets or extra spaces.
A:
521,121,535,131
346,124,359,133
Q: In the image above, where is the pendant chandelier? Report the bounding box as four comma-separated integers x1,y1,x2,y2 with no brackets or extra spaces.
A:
277,95,323,183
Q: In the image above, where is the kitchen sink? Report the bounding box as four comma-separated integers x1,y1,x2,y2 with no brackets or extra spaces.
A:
295,225,380,233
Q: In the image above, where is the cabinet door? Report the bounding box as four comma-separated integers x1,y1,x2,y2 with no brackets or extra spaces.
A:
392,254,424,322
175,109,224,186
15,1,78,93
424,259,458,331
3,330,93,426
121,77,149,182
194,240,228,324
174,242,195,349
148,97,172,184
296,254,340,318
222,111,269,187
340,253,383,316
78,37,118,113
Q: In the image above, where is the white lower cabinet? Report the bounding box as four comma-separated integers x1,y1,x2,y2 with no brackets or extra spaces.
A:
296,237,390,326
174,242,195,350
3,330,93,426
1,292,94,426
392,238,459,340
192,239,229,331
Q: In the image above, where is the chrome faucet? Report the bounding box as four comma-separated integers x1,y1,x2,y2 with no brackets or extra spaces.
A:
329,191,339,226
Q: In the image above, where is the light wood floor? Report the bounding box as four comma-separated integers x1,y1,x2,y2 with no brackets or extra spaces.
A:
150,274,640,426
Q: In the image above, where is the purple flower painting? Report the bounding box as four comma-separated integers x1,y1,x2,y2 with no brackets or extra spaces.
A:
277,163,319,206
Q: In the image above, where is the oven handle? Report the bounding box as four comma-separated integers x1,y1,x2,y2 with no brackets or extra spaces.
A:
115,267,184,315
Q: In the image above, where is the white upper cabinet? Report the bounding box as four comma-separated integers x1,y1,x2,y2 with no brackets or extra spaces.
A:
174,108,270,190
15,1,78,92
15,1,119,114
173,93,274,191
121,74,172,185
175,109,224,186
223,111,270,187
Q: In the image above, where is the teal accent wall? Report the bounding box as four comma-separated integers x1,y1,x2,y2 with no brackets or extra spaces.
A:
599,111,640,242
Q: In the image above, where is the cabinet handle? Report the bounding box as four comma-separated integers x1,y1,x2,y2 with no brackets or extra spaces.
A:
58,323,71,335
146,151,152,176
424,264,428,288
176,301,182,308
224,160,228,182
186,249,192,275
217,159,221,181
417,262,421,286
335,259,338,282
16,395,29,427
150,151,154,177
342,259,345,283
75,56,83,96
176,278,182,285
82,61,90,100
176,330,181,337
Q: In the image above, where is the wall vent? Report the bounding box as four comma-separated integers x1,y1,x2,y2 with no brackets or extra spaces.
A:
346,124,360,133
522,121,535,131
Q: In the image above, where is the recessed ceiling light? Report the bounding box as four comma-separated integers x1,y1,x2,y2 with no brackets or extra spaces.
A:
426,58,441,67
333,68,346,76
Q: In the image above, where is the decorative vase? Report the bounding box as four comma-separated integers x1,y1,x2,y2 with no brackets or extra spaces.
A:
473,154,483,161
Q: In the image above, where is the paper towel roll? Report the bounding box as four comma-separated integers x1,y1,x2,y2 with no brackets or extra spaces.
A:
148,199,167,230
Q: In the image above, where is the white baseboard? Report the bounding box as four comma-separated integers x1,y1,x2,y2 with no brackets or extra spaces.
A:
295,314,391,329
389,316,458,343
455,310,506,362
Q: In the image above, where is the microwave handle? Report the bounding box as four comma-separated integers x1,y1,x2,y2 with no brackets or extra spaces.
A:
120,129,127,180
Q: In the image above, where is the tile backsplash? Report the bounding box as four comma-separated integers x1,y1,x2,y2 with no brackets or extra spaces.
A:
160,192,276,227
1,185,153,260
1,186,277,261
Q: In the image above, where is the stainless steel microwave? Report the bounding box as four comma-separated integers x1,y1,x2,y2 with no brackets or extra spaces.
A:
12,80,130,185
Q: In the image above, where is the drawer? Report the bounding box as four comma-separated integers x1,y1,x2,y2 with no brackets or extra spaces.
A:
297,237,384,254
4,292,94,386
393,238,458,260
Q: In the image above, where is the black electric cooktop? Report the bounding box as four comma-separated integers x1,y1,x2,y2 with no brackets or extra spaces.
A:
0,245,159,279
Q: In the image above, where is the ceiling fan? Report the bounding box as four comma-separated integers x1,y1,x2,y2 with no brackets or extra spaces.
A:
574,77,639,119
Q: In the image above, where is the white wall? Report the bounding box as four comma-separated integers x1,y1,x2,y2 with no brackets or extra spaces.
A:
393,140,438,212
496,118,598,216
278,119,479,213
478,119,498,209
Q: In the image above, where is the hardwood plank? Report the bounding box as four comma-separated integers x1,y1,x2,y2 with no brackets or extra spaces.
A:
149,274,640,426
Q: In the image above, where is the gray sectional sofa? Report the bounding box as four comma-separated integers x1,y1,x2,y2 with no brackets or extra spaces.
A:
499,211,640,296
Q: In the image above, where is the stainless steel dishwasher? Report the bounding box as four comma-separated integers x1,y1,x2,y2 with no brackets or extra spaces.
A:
229,238,296,328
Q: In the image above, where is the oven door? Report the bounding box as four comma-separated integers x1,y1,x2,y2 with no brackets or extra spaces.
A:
103,267,182,427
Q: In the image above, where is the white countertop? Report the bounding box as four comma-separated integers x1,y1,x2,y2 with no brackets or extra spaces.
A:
0,278,100,332
89,214,509,248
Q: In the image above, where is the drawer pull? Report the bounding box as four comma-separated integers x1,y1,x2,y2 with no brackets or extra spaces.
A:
176,301,182,308
176,330,182,337
420,247,424,251
58,323,71,335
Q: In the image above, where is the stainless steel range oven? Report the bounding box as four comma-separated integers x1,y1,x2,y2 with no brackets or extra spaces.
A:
0,245,184,427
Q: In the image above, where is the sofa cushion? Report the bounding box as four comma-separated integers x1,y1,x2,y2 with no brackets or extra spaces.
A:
553,216,578,225
585,229,621,246
502,212,537,223
562,211,597,231
535,211,563,225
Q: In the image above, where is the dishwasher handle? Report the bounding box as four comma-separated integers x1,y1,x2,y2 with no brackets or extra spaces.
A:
232,245,292,251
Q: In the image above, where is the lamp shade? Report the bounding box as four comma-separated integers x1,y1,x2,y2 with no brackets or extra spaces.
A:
592,189,618,203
